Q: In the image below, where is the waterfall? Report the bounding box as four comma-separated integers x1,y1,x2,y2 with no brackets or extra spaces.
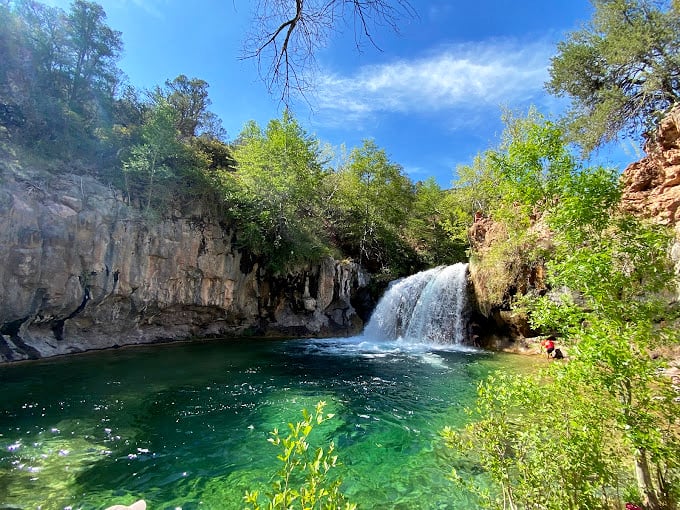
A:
363,263,469,345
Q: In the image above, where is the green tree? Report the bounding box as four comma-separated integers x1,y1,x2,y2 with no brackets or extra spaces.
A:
492,109,577,211
0,2,27,128
65,0,122,111
222,111,330,271
547,0,680,151
153,74,225,140
329,139,416,274
12,0,69,96
451,153,502,220
453,109,578,221
0,1,69,148
405,177,468,266
123,101,183,210
188,135,235,172
0,0,123,158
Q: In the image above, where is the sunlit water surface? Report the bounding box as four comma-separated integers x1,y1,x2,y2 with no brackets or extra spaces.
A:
0,337,534,509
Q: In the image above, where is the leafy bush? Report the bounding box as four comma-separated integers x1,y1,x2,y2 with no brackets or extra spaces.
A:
448,104,680,509
244,402,356,510
443,368,628,510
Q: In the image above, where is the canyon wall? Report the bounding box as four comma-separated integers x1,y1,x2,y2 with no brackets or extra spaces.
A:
0,159,369,363
621,107,680,226
621,106,680,282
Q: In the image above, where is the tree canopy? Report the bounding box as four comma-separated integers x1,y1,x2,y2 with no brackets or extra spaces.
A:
547,0,680,151
0,0,123,158
152,75,225,141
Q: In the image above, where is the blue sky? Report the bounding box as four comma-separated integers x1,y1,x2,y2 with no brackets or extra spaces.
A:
45,0,643,187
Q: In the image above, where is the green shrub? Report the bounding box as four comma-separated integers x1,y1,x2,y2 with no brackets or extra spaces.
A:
244,402,356,510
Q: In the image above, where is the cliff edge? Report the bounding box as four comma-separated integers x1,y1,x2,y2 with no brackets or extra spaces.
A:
621,106,680,282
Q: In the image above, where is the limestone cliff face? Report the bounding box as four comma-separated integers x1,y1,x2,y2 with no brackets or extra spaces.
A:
0,161,369,363
621,107,680,225
621,106,680,286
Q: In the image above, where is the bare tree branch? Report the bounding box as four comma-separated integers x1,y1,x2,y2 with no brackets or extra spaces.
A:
242,0,417,106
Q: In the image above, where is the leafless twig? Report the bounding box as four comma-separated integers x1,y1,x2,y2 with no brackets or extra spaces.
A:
242,0,417,106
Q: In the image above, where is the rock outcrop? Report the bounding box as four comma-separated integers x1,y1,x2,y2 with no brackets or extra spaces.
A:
467,212,550,343
621,107,680,225
0,159,369,363
621,106,680,290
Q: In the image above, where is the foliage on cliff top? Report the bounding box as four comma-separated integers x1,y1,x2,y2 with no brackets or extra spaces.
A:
447,101,680,510
458,108,622,314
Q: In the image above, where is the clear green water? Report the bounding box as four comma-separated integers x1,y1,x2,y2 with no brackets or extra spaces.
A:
0,337,531,509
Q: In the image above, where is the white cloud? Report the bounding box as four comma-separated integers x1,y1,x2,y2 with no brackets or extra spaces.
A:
308,38,554,124
426,4,456,22
98,0,170,19
126,0,170,19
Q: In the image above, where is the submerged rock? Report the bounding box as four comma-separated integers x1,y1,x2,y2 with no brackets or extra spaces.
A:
104,501,146,510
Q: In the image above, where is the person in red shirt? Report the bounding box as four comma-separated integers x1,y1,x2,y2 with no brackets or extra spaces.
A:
541,336,556,357
541,336,566,359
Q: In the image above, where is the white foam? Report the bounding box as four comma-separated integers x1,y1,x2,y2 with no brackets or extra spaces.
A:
296,337,481,365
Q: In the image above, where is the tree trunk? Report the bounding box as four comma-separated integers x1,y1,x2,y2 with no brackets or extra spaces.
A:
635,448,662,510
147,153,156,211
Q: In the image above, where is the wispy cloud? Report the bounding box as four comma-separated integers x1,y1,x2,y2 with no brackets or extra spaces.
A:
308,38,554,127
101,0,169,19
125,0,169,19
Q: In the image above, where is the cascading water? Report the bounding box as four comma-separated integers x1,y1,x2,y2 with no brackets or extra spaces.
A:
363,263,470,345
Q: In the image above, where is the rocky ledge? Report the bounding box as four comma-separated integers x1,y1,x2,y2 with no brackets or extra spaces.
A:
621,107,680,225
0,159,370,363
621,106,680,283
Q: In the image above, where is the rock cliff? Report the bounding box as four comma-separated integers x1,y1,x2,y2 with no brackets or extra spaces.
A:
621,106,680,284
0,158,369,363
467,213,550,343
621,107,680,225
